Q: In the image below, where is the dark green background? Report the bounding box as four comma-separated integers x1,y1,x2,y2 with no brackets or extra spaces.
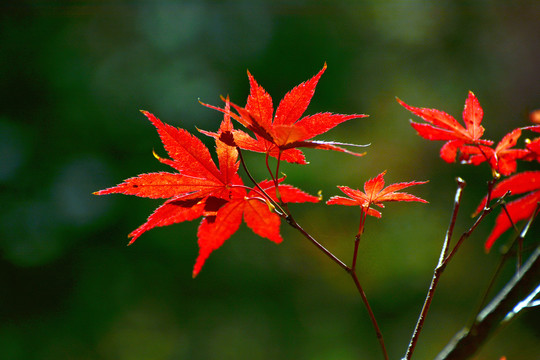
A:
1,1,539,359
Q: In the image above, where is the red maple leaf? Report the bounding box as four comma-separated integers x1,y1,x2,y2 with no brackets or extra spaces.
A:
397,92,493,163
474,171,540,252
459,128,529,176
195,179,319,276
201,64,368,164
524,137,540,162
327,171,428,234
95,105,319,277
94,109,241,203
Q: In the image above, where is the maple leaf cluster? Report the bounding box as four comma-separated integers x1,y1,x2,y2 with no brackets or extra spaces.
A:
95,65,371,277
200,63,368,164
399,94,540,251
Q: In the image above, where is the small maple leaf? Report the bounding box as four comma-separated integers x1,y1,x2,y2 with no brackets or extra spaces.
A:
327,171,428,234
474,171,540,252
397,92,493,163
459,128,529,176
202,64,368,164
95,105,319,277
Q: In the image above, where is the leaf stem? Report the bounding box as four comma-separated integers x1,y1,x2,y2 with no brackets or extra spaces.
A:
237,147,286,215
265,152,276,184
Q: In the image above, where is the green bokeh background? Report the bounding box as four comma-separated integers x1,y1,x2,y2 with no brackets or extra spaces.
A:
1,1,539,359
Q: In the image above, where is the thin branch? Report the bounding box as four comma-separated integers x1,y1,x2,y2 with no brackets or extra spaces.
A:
283,214,349,272
350,271,389,360
435,245,540,360
444,189,511,264
502,283,540,324
241,148,388,358
282,189,387,359
470,201,540,325
403,177,466,360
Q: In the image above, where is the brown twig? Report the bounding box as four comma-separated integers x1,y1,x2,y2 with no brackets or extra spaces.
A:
403,177,466,360
435,245,540,360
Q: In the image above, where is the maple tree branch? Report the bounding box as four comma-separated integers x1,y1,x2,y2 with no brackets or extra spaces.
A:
403,177,466,360
350,270,389,360
444,186,510,263
435,245,540,360
284,214,349,272
284,200,388,360
238,147,349,272
473,202,540,322
349,211,389,360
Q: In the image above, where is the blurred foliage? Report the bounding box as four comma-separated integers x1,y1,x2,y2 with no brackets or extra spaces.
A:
1,0,539,359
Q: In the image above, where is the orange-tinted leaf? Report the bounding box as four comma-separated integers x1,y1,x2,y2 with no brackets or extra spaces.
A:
530,109,540,124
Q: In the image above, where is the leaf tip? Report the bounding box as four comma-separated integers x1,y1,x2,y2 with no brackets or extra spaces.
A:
152,149,169,164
